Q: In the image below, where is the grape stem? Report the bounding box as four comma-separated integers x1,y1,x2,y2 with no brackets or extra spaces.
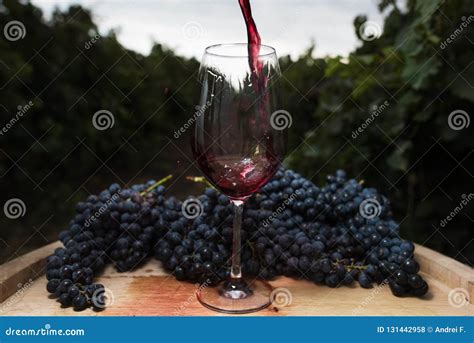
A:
139,174,173,196
347,264,368,271
186,176,214,189
332,261,368,271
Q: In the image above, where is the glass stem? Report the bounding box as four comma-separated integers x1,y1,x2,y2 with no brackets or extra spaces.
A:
230,200,244,279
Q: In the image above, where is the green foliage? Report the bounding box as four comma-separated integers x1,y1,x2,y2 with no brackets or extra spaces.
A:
287,0,473,263
1,0,199,184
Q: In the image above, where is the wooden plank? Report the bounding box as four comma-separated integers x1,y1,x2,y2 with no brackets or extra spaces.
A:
0,242,473,316
0,241,62,303
414,244,474,303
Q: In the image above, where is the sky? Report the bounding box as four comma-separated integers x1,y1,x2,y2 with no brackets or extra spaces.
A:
31,0,385,59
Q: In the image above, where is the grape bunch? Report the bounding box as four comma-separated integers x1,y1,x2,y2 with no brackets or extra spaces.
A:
45,169,428,311
45,180,168,310
155,169,428,296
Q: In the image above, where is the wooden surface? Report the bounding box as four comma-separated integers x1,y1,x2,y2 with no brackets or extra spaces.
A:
0,242,473,316
0,241,63,303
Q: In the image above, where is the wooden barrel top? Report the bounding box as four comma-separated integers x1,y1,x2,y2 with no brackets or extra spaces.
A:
0,242,472,316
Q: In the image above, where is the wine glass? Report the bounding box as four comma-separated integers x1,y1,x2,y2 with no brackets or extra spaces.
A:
192,43,287,313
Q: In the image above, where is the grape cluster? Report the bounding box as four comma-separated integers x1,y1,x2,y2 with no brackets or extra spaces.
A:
45,169,428,311
155,190,235,284
155,168,428,297
45,180,167,310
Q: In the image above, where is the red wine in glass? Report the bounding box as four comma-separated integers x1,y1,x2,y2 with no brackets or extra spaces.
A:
195,154,281,200
192,43,286,314
192,0,286,314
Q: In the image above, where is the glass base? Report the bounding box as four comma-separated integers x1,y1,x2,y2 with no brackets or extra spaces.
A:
196,277,273,314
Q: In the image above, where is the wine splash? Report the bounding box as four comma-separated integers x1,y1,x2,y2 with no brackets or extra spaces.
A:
196,154,281,200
